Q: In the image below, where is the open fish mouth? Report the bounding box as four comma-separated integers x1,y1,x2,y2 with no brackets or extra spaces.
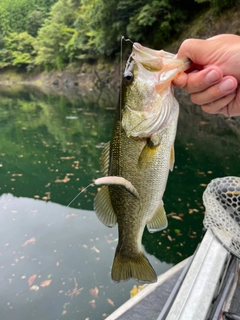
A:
121,42,191,138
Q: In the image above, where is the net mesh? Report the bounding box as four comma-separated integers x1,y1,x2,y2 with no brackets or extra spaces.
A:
203,176,240,258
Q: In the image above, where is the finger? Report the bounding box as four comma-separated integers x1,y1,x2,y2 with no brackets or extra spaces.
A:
184,67,223,94
172,72,188,87
218,91,240,117
190,76,238,105
201,92,236,115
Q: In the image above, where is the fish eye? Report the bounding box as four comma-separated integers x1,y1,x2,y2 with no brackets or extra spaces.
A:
124,71,133,85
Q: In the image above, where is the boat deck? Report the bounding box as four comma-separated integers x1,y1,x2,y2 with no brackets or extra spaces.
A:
106,230,240,320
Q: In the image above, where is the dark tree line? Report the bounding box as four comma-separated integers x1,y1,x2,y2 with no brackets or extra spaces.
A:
0,0,236,71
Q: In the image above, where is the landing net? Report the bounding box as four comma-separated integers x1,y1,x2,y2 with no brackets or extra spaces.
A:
203,176,240,258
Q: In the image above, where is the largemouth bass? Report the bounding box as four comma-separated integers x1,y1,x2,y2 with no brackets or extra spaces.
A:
94,43,189,283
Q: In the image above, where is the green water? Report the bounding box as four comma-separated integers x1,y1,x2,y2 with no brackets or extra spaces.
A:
0,86,239,320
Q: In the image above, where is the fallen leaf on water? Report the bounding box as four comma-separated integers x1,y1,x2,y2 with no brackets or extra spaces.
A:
174,229,181,234
60,156,75,160
171,216,183,221
28,274,37,286
40,279,52,287
66,213,78,218
55,175,70,183
130,285,138,298
22,237,36,247
91,246,100,253
200,183,207,187
107,299,115,307
90,287,99,298
189,208,199,214
30,285,39,291
89,300,96,309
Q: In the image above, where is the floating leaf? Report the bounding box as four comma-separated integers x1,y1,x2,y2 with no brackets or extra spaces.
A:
90,287,99,298
28,274,37,286
30,285,39,291
174,229,181,234
89,300,96,309
66,213,78,218
130,285,138,298
40,279,52,287
200,183,207,187
22,237,36,247
60,156,75,160
107,298,115,307
91,246,100,253
55,175,70,183
171,216,183,221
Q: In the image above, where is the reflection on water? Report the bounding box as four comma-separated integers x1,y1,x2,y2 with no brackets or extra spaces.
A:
0,86,239,319
0,195,168,320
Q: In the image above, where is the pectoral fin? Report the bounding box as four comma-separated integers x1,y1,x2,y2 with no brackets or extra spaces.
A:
169,145,175,171
147,203,168,233
95,176,140,199
94,186,117,227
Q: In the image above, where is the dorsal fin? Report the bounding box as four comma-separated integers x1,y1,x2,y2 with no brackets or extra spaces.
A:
100,141,110,175
94,186,117,227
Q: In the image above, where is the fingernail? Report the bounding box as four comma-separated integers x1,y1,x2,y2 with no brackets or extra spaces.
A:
219,79,236,92
205,70,220,83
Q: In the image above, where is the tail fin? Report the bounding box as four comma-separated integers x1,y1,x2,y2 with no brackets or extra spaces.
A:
111,249,157,283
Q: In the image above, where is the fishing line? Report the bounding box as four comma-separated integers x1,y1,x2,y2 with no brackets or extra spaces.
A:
67,183,94,207
120,36,124,120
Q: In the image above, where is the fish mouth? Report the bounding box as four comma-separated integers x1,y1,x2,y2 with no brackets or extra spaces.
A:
132,42,190,74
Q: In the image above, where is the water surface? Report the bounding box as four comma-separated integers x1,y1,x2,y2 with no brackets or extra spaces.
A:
0,86,239,319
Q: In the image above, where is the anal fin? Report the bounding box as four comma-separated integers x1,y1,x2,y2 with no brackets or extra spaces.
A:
147,202,168,233
94,186,117,227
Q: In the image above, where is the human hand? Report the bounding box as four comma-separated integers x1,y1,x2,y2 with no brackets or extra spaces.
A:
174,34,240,117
